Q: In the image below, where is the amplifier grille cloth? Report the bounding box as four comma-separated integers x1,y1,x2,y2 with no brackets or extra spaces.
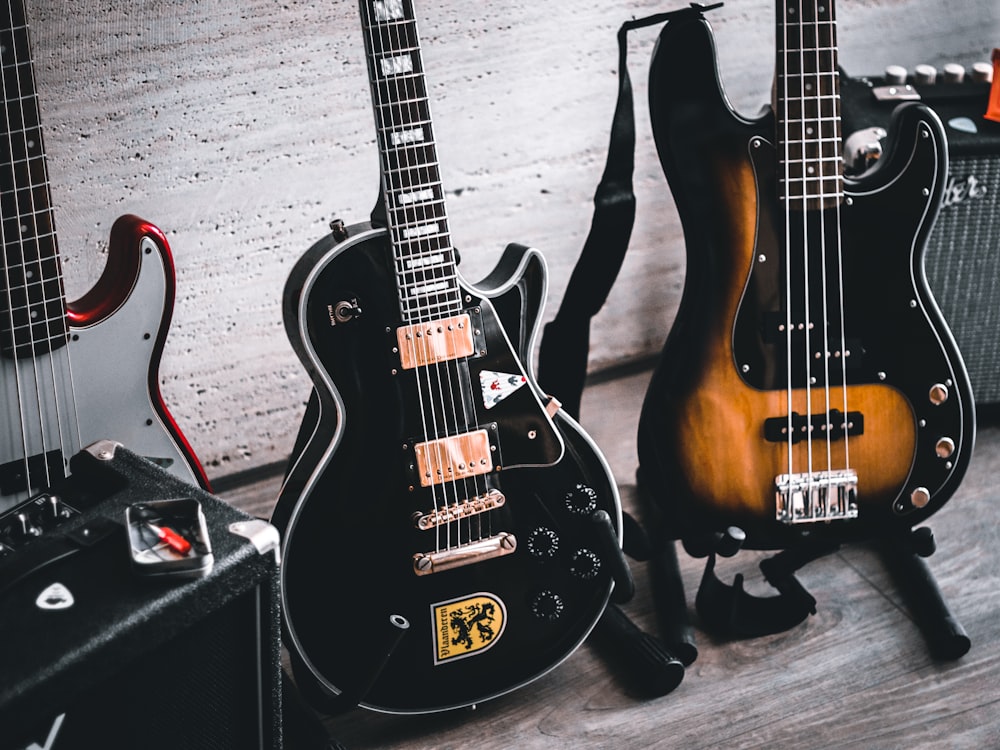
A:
924,154,1000,404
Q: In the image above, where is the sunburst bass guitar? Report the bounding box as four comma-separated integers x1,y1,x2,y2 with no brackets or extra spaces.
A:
271,0,622,714
1,1,206,518
637,0,975,549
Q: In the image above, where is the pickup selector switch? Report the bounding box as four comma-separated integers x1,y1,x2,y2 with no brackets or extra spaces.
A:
527,527,560,559
564,483,598,516
569,548,601,579
530,590,565,621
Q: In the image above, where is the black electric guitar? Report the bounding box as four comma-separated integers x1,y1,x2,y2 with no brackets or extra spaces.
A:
637,1,975,549
271,0,622,714
1,1,207,517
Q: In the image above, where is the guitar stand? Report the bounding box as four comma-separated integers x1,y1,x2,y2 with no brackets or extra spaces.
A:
877,527,971,660
587,508,687,696
642,513,970,660
689,532,836,638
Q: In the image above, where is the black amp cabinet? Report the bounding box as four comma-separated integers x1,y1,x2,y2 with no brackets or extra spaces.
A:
0,442,282,750
842,66,1000,405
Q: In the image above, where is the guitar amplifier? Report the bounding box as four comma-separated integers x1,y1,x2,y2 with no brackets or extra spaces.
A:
0,443,282,750
842,66,1000,404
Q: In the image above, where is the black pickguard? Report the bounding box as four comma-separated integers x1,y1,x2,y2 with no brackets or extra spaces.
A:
272,224,621,713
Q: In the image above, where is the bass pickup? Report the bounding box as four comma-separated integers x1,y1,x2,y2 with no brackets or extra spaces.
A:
764,410,864,444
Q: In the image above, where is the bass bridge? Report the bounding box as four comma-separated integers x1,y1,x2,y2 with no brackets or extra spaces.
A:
775,469,859,524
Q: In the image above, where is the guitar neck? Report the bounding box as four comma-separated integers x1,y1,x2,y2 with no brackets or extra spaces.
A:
774,0,844,209
359,0,462,323
1,0,68,357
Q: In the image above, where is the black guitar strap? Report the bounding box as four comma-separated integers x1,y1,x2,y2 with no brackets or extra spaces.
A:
536,3,722,419
537,2,823,642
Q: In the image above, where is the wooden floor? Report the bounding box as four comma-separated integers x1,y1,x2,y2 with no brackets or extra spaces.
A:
220,368,1000,750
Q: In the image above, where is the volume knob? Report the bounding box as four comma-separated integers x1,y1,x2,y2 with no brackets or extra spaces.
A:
527,527,560,559
569,548,602,580
530,590,565,622
564,484,598,516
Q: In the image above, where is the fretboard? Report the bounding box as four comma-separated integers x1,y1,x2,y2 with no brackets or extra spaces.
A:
1,2,68,358
360,0,461,323
775,0,844,209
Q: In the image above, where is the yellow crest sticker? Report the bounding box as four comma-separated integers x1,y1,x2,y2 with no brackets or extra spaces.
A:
432,592,507,664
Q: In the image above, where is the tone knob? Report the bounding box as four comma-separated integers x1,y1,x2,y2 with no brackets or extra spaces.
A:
929,383,949,405
527,527,560,559
910,487,931,509
530,590,565,622
935,437,956,459
913,64,937,85
564,484,598,516
569,548,602,580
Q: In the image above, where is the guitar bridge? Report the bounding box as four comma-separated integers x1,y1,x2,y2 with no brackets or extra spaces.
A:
776,469,859,524
413,532,517,576
413,489,506,531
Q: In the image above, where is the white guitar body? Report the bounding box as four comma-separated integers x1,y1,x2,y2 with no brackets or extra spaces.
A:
0,216,205,513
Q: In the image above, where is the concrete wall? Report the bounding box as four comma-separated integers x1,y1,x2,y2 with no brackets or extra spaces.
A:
24,0,999,482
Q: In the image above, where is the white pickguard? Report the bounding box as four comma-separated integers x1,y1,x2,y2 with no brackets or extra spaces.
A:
1,235,199,513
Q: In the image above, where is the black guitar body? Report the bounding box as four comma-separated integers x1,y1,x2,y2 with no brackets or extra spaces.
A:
637,13,975,548
273,223,621,713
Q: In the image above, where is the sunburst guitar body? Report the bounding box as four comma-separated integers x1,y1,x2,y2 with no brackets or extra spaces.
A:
637,3,975,549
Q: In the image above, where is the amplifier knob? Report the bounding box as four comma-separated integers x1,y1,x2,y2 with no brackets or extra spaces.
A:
530,590,565,622
971,62,994,83
569,548,602,580
942,63,966,84
527,527,560,559
564,483,598,516
884,64,908,84
913,64,937,85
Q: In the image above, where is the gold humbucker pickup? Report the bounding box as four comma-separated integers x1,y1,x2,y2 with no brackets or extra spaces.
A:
413,489,506,531
413,429,494,488
396,313,475,370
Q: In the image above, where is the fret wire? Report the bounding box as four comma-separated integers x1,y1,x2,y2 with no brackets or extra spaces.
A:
363,0,463,322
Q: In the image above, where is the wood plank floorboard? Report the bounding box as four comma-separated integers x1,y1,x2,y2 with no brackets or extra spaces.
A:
217,368,1000,749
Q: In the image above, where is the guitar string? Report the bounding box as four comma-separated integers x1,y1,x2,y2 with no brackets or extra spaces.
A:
811,0,852,506
22,2,81,492
829,0,852,477
398,1,491,550
365,0,444,555
0,7,34,495
3,5,76,497
808,0,835,513
406,0,492,550
11,6,57,493
781,0,796,503
795,0,817,505
388,1,464,553
369,0,483,555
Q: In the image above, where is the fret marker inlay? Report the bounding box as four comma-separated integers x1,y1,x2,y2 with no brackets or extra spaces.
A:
402,222,440,239
380,54,414,77
372,0,405,22
390,127,425,146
